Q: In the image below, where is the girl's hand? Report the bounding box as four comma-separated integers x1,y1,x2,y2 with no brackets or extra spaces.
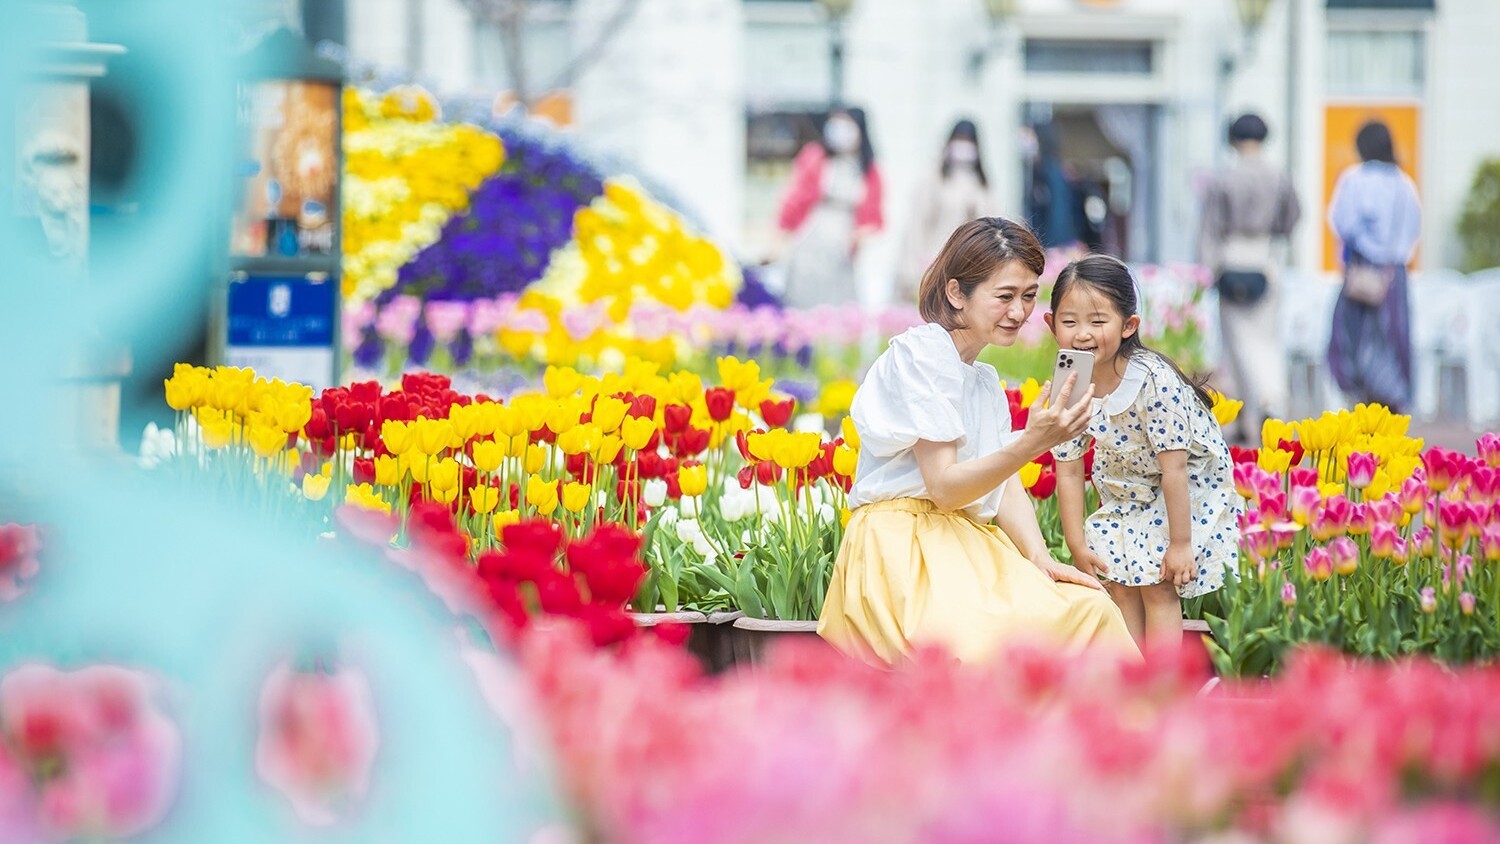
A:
1034,554,1106,591
1071,547,1109,580
1023,374,1095,451
1159,544,1196,588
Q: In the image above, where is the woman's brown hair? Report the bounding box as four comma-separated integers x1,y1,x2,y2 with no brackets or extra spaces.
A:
917,217,1046,329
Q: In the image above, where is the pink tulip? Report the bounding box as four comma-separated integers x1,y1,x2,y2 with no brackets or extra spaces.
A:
1391,537,1410,565
1272,523,1300,551
1290,486,1322,527
256,661,380,827
1397,477,1427,516
1289,467,1320,489
1281,582,1297,608
1243,527,1277,562
1367,496,1403,527
1346,451,1378,490
1232,462,1260,500
1468,467,1500,503
1370,522,1402,559
1459,592,1477,616
1329,536,1359,576
1259,490,1288,528
1437,501,1471,549
1412,526,1435,558
0,523,41,604
1310,496,1352,542
1346,502,1373,537
1481,524,1500,562
1478,432,1500,468
1304,546,1334,580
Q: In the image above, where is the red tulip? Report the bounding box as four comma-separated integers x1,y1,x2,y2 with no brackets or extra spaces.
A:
704,387,736,423
759,398,796,429
628,394,656,420
1275,439,1305,467
663,404,692,435
675,426,710,457
1028,470,1057,500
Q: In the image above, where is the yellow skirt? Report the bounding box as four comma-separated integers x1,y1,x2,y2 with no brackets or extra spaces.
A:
817,498,1139,666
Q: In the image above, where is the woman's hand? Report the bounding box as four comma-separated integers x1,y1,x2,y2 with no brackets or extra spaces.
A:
1159,544,1196,588
1070,547,1109,580
1031,552,1106,591
1022,373,1095,452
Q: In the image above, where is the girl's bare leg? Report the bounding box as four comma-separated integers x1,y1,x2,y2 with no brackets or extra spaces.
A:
1140,580,1184,656
1106,582,1145,648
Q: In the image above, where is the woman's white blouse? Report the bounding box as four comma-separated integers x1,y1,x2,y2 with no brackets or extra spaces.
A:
848,323,1016,521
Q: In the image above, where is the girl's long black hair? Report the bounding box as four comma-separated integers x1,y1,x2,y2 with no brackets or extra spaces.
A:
821,106,877,176
1050,254,1215,412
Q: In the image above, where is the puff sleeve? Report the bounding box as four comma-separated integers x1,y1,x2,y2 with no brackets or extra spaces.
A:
1052,433,1090,463
851,325,968,458
1141,363,1194,454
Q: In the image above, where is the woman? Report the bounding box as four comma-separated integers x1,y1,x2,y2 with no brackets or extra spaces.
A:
775,107,883,309
1327,119,1422,413
896,119,997,303
817,217,1138,666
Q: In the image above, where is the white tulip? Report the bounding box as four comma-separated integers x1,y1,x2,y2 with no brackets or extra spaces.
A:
643,479,668,508
674,517,702,543
691,533,715,558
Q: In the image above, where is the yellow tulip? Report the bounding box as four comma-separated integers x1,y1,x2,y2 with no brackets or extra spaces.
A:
472,438,505,473
345,483,392,515
301,473,331,501
493,509,522,532
381,420,416,456
1258,447,1293,475
200,417,233,450
524,443,549,475
429,458,461,493
621,416,656,451
274,400,312,434
592,396,629,434
164,371,206,411
840,416,861,450
1019,461,1043,489
1366,469,1393,500
493,405,525,439
840,507,852,528
747,430,777,462
414,418,455,456
668,371,704,406
511,395,550,433
449,404,483,441
816,380,859,418
833,445,859,477
1262,419,1296,452
526,475,559,515
1209,391,1244,427
1318,481,1345,498
595,435,624,465
716,356,761,393
678,464,708,497
543,366,584,399
471,485,501,514
431,485,459,505
248,424,288,459
506,433,530,459
556,423,599,457
1019,378,1043,409
735,378,775,412
406,453,430,484
562,481,593,513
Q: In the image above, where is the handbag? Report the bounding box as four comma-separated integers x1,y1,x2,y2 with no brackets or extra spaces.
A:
1342,261,1396,307
1215,269,1268,305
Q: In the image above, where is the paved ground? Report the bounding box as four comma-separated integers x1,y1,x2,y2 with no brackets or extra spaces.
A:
1410,418,1489,455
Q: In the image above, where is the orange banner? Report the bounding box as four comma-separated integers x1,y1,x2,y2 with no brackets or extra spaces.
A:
1322,103,1421,270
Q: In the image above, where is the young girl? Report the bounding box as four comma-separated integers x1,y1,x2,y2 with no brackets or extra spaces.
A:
1045,254,1241,653
817,218,1136,666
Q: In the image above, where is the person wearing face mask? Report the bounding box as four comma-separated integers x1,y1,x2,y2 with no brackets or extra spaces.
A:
775,107,884,309
896,119,998,303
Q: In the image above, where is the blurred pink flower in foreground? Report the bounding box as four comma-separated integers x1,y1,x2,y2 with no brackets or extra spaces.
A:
0,524,41,604
0,664,180,842
256,661,379,827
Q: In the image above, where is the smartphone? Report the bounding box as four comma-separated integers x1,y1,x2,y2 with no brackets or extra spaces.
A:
1048,349,1095,409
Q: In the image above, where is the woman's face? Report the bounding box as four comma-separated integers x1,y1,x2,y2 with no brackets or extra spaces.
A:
948,261,1039,348
824,114,862,153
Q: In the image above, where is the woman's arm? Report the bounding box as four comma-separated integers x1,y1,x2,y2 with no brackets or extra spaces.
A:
777,144,824,234
911,375,1094,513
994,472,1105,590
1157,450,1195,587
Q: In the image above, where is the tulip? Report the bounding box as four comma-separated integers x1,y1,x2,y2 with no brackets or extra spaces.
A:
471,485,500,515
1290,485,1321,527
345,483,391,515
1281,581,1297,608
1419,587,1437,614
833,446,859,478
1346,502,1373,537
525,444,548,475
381,420,416,456
840,416,861,450
405,452,429,484
1460,592,1477,616
1289,467,1320,489
1345,451,1377,489
595,435,624,466
642,479,668,508
1397,477,1426,516
662,404,692,435
491,509,521,533
1478,432,1500,468
1329,536,1359,576
414,418,455,457
759,397,796,429
1370,522,1402,559
1232,462,1260,500
472,439,505,474
591,396,630,434
429,458,461,494
301,473,331,501
1019,462,1043,489
562,482,593,514
526,475,559,515
678,464,708,498
1209,391,1243,427
1258,490,1288,528
1030,470,1057,500
1437,501,1471,549
621,416,655,451
1412,526,1435,558
1258,447,1293,475
1304,547,1333,580
1309,496,1351,542
1423,448,1458,493
1481,523,1500,562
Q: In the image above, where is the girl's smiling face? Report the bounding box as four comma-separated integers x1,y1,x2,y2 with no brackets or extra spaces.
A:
947,260,1040,350
1045,282,1140,376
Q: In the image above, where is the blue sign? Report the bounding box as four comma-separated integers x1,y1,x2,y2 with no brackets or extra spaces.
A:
227,274,334,347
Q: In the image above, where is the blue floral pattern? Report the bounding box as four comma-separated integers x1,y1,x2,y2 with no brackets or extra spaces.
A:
1053,353,1241,598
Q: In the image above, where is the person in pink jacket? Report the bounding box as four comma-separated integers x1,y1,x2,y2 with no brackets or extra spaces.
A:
775,107,884,308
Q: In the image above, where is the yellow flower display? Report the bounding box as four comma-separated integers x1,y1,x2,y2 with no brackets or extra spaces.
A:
562,481,593,514
342,87,505,304
345,483,392,515
678,464,708,498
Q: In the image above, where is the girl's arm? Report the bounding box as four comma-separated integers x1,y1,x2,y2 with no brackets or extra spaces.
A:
994,472,1105,590
911,376,1094,513
1055,456,1106,578
1157,450,1195,587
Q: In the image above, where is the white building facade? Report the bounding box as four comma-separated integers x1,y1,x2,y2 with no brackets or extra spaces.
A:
346,0,1500,291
